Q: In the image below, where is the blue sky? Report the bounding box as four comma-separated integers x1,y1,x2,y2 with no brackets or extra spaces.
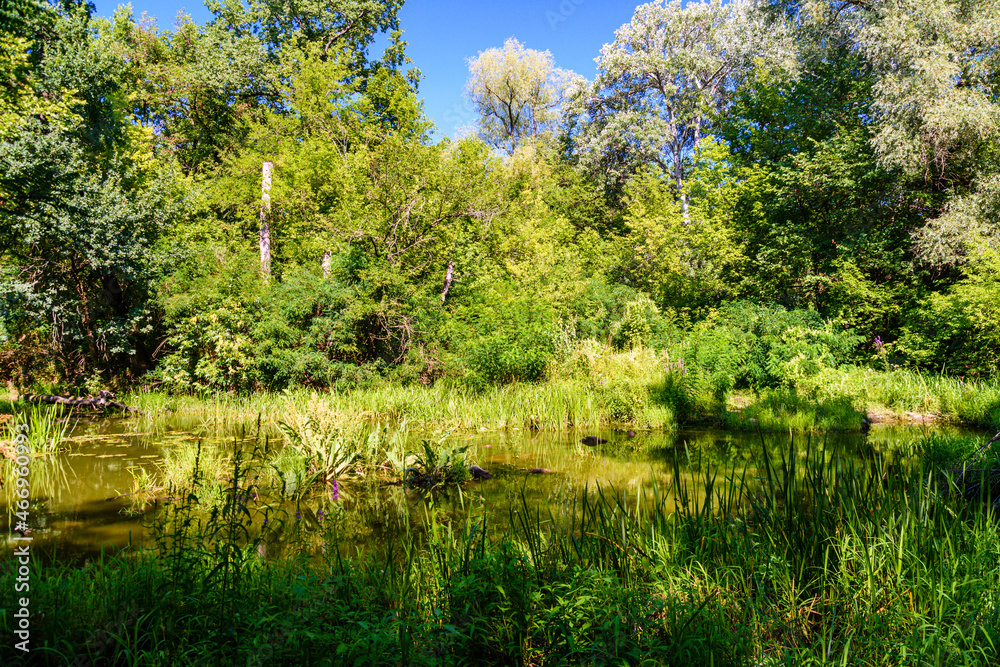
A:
91,1,639,140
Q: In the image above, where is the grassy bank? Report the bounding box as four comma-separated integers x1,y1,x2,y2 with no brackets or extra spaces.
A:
800,366,1000,428
3,434,1000,665
123,345,680,433
107,350,999,436
5,344,997,435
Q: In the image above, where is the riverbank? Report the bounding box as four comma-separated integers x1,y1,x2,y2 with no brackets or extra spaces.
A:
109,362,999,434
3,355,998,438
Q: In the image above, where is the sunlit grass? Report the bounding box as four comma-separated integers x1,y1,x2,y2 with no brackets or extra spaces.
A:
121,346,1000,441
1,403,73,453
802,366,1000,427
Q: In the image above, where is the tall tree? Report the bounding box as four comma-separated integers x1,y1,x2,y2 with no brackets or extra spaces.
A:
465,37,574,154
206,0,418,89
113,11,272,174
795,0,1000,268
569,0,794,217
0,3,185,384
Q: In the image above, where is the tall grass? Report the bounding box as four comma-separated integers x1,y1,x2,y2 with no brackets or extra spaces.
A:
1,406,74,511
804,366,1000,427
2,404,72,453
4,433,999,665
121,345,680,433
124,379,668,433
122,346,1000,438
722,387,865,432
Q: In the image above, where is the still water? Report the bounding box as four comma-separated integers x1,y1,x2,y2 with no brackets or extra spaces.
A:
0,413,976,561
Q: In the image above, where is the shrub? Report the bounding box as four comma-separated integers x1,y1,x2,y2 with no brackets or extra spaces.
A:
596,379,648,423
460,293,556,387
465,325,553,386
916,263,1000,378
572,279,680,350
683,301,860,395
153,262,394,392
154,300,259,392
650,362,705,424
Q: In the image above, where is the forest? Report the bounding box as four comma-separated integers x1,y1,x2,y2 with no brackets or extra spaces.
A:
4,1,1000,665
1,0,997,414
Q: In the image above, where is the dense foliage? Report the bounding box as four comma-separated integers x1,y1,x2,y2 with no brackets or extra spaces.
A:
2,0,999,396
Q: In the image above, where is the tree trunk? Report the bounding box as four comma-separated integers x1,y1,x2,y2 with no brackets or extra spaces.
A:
260,161,273,278
322,250,332,278
673,142,689,224
71,256,96,376
440,260,455,303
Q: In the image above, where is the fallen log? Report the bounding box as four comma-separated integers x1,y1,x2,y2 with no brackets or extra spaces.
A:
19,390,142,415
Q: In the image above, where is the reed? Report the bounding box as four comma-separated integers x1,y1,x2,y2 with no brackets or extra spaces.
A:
5,403,72,453
5,433,999,665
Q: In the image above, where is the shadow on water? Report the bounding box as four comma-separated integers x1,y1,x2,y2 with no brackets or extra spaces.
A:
0,413,988,561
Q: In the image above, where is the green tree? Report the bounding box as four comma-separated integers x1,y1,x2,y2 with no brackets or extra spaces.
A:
611,138,743,313
206,0,417,88
796,0,1000,268
0,4,186,385
465,37,574,154
718,10,934,351
568,0,794,217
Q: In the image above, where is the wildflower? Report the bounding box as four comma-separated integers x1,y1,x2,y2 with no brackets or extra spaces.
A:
317,509,324,522
874,336,884,353
331,479,340,501
295,511,301,519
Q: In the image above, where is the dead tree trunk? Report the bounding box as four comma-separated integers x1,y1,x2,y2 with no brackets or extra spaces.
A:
260,161,273,278
440,260,455,303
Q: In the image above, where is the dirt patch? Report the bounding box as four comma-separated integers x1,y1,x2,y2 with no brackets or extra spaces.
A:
866,408,941,424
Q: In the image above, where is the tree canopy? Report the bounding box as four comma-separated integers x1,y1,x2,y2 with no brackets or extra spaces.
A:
3,0,1000,390
465,37,574,155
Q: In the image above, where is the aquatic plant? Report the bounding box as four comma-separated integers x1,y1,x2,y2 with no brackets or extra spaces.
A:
405,437,470,488
120,465,160,514
4,403,72,453
157,440,228,513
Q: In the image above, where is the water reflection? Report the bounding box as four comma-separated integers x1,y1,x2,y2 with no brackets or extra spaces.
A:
0,415,986,560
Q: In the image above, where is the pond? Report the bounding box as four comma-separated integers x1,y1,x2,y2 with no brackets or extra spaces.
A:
1,412,982,562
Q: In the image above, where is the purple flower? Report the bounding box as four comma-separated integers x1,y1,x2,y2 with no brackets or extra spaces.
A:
263,516,269,526
295,511,301,519
874,336,884,352
317,509,324,522
331,479,340,501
